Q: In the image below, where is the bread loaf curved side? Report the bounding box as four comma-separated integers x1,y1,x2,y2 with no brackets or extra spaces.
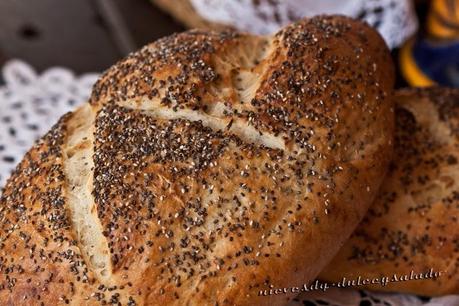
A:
319,88,459,296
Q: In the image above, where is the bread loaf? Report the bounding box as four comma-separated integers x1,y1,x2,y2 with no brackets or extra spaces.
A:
319,88,459,296
0,16,394,305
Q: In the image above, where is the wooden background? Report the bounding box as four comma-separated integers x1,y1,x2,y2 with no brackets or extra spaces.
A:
0,0,184,76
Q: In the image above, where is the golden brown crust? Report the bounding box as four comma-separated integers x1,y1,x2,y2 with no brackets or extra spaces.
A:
0,16,394,305
0,115,100,305
319,87,459,296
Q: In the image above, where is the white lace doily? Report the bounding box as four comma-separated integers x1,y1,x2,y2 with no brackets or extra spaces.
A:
291,288,459,306
0,60,98,190
190,0,418,49
0,61,458,305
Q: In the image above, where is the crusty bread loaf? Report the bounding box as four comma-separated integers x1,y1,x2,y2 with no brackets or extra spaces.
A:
319,88,459,296
0,16,394,305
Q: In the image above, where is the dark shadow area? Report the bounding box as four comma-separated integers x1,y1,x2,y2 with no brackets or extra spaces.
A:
0,0,184,74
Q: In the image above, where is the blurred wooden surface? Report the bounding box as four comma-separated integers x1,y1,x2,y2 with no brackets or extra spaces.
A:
0,0,184,75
